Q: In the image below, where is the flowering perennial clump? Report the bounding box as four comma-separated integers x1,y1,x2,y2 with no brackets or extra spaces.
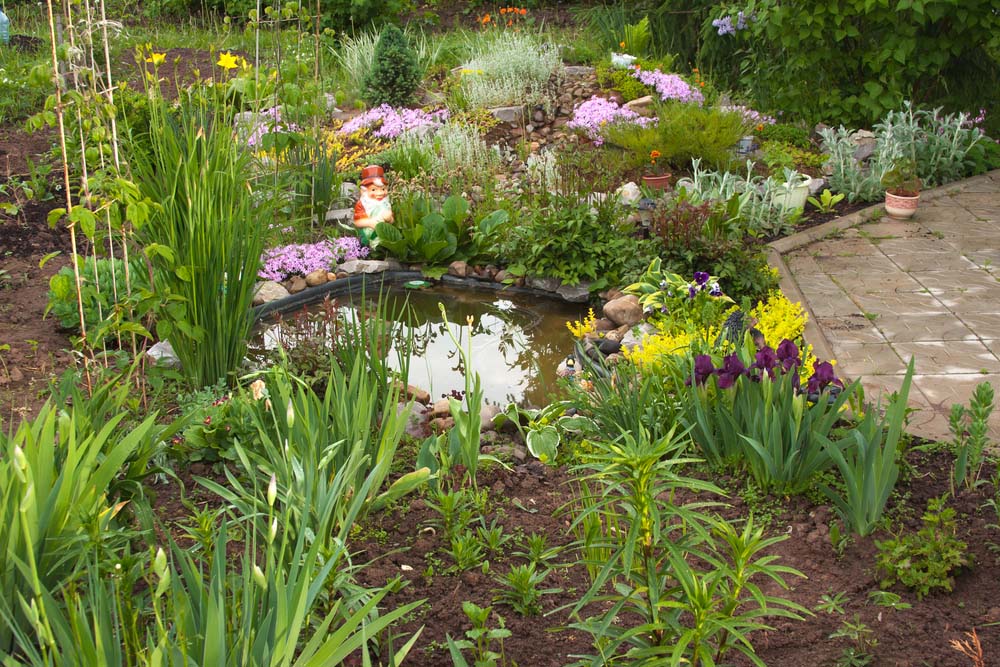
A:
630,66,704,105
719,104,776,128
338,105,450,140
246,107,300,148
712,11,755,36
259,238,368,281
567,96,655,145
691,339,842,396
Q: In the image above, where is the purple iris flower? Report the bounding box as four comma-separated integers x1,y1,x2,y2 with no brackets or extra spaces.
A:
687,354,716,386
693,271,710,286
807,361,843,394
776,339,801,372
752,346,778,379
716,353,748,389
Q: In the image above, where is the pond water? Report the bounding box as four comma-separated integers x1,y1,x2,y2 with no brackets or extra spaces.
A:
253,285,587,407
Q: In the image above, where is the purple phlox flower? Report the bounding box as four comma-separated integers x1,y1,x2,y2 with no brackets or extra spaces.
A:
752,346,778,380
708,281,722,297
687,354,716,387
246,106,301,148
712,15,736,36
259,237,368,281
693,271,710,286
806,361,843,395
716,353,748,389
719,104,776,127
339,104,450,140
567,96,655,145
631,67,704,105
776,339,801,372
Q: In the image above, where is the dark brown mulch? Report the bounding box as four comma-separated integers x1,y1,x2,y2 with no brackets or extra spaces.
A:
338,448,1000,667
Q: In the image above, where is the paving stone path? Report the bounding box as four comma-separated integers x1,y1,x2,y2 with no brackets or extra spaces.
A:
772,170,1000,442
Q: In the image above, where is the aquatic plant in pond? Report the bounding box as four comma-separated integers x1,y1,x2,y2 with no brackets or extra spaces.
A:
338,104,450,140
259,238,368,282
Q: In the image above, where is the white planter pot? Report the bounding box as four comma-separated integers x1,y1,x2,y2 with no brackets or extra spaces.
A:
772,181,811,211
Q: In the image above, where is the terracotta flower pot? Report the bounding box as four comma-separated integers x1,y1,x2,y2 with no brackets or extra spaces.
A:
885,190,920,219
642,173,672,190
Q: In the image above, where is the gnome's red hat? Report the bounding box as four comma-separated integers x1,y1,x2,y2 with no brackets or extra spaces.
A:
359,164,386,186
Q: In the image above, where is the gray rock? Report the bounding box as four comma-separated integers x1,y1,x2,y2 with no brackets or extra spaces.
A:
598,337,622,355
603,294,643,327
147,340,180,368
556,282,591,302
288,276,307,294
853,142,875,162
527,276,562,292
808,177,828,195
339,259,402,274
325,207,354,224
532,109,545,123
563,65,596,77
494,270,509,283
624,95,656,117
481,404,501,431
489,105,524,125
339,182,359,200
253,280,290,306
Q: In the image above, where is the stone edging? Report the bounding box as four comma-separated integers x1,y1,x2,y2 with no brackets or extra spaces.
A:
252,269,598,323
768,169,1000,371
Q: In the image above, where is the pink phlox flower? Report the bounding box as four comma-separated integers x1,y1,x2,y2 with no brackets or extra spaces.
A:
338,105,450,139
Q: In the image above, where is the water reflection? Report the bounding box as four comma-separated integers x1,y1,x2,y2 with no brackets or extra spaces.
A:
254,286,586,407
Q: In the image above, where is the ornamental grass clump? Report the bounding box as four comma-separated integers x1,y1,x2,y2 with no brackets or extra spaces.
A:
132,94,270,388
456,30,561,110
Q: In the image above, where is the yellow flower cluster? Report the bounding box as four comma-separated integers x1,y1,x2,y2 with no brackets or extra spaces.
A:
321,125,387,173
623,325,722,369
750,290,825,378
750,291,807,348
566,308,597,339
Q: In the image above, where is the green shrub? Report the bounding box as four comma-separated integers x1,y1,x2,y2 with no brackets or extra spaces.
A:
47,257,150,341
595,63,650,102
876,496,970,599
729,0,1000,134
649,197,778,302
760,140,827,176
605,101,747,171
501,197,643,289
757,123,812,149
362,24,422,108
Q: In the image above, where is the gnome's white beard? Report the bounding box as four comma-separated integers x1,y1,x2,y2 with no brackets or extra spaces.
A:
359,194,391,218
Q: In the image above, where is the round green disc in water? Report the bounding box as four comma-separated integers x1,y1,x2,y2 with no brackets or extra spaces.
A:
404,280,431,289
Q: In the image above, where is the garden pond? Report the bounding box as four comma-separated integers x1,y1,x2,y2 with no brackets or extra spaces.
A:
252,284,587,406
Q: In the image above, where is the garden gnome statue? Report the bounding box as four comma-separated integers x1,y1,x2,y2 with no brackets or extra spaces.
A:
353,164,393,245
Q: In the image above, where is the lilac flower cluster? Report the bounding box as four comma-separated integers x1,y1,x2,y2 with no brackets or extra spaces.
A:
259,237,368,281
630,67,704,105
690,339,842,395
719,104,776,127
567,96,655,145
338,105,450,140
247,107,301,148
712,10,754,36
